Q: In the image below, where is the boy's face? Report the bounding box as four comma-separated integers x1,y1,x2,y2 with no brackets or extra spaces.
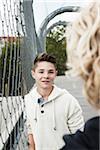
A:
31,61,57,90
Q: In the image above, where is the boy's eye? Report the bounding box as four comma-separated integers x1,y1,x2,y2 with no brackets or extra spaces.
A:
39,71,44,73
38,70,55,74
48,71,54,73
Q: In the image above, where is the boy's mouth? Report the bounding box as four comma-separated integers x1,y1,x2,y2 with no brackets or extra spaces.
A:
42,80,50,83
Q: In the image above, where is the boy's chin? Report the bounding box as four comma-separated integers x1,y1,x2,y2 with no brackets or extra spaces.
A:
41,85,51,89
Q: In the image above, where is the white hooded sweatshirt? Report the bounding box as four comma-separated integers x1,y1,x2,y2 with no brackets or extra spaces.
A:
25,85,84,150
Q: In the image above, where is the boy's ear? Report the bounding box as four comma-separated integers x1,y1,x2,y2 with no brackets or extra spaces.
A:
56,70,58,76
31,70,35,78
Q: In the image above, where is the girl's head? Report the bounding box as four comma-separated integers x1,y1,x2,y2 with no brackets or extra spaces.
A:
67,2,100,109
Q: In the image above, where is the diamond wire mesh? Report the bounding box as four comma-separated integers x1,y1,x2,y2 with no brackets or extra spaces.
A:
0,0,28,149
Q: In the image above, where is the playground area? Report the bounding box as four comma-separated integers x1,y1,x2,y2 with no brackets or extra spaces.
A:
0,1,98,149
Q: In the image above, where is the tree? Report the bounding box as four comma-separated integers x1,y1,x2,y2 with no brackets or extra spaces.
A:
0,38,22,96
46,25,67,75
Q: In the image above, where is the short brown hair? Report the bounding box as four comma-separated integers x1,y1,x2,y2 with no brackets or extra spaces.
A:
32,52,57,70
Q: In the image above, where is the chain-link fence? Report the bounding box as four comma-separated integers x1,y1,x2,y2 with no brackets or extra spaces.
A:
0,0,38,149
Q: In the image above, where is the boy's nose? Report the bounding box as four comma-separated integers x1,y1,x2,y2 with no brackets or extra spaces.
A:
43,72,49,78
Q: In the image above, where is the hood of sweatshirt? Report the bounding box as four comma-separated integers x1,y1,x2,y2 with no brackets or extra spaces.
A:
28,84,68,104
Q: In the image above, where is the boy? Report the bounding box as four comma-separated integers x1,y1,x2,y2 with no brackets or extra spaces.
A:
25,52,84,150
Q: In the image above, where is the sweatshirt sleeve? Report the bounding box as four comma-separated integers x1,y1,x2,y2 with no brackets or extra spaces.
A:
66,95,84,133
25,95,33,135
26,117,33,134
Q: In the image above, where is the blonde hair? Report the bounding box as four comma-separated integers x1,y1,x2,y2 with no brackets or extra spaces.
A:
67,1,100,109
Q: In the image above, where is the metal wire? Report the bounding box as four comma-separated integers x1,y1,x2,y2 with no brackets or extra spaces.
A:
0,0,28,149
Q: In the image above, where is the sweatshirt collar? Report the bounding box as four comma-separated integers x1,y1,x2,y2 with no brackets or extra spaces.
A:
29,84,67,104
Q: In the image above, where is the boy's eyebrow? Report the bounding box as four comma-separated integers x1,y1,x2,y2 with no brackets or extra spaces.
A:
48,69,55,71
38,69,55,71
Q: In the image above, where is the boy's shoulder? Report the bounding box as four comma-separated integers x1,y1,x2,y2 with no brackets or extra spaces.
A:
25,86,36,97
24,87,37,104
54,85,77,102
